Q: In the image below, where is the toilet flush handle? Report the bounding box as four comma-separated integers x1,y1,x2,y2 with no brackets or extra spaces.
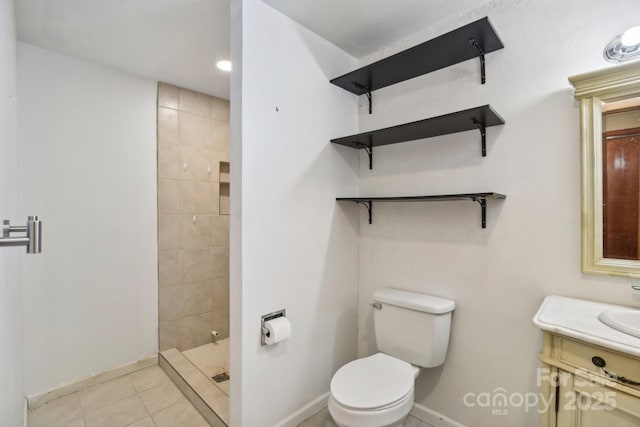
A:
371,302,382,310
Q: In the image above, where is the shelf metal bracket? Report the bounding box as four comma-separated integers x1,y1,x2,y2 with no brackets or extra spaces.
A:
472,118,487,157
356,142,373,170
472,197,487,228
353,83,372,114
356,200,373,224
469,38,486,84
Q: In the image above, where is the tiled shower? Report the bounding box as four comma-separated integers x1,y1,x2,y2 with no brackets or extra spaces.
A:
156,83,230,351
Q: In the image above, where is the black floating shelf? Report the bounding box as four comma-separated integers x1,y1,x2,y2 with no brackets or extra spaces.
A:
330,17,504,113
337,192,506,228
331,105,505,168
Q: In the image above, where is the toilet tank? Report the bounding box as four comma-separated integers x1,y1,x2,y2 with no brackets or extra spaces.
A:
373,288,455,368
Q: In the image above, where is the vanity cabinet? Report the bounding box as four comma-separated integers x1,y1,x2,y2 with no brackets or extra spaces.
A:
538,332,640,427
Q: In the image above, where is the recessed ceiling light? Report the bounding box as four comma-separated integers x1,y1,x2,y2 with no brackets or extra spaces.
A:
216,60,232,72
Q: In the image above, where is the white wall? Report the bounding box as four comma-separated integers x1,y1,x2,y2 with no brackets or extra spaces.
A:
235,1,360,425
355,1,640,426
0,0,24,426
18,43,158,396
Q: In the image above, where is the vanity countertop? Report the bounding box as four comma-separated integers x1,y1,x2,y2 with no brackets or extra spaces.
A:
533,295,640,357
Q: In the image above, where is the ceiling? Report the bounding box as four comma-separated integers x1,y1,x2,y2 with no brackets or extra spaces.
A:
262,0,483,58
15,0,485,99
16,0,231,99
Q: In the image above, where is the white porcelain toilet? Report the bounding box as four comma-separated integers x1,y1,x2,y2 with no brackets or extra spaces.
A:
328,288,455,427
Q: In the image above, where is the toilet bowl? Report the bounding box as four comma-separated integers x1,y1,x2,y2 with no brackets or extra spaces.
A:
328,353,420,427
327,288,455,427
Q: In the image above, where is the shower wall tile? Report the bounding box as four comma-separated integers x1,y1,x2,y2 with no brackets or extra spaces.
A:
210,247,229,279
158,83,229,352
179,146,213,182
211,277,229,312
211,308,229,339
158,180,180,214
179,89,212,117
158,107,179,145
214,150,230,163
178,181,212,214
158,215,180,251
159,286,179,323
213,151,229,177
158,251,179,287
158,144,180,180
179,280,214,318
210,183,220,216
210,215,229,247
180,113,211,149
179,215,211,250
179,248,213,283
211,98,230,121
211,120,230,152
159,321,177,351
210,151,228,181
158,83,179,110
177,312,214,350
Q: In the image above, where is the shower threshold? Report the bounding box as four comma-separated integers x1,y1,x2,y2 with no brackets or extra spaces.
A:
159,338,230,426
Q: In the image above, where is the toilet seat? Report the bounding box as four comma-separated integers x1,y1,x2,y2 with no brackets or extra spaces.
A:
330,353,415,410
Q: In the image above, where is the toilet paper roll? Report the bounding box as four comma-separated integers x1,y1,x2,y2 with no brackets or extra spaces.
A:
264,317,291,345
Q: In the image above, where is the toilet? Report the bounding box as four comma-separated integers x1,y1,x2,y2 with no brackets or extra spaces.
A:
328,288,455,427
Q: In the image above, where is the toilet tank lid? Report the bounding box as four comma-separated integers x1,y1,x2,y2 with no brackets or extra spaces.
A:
374,288,455,314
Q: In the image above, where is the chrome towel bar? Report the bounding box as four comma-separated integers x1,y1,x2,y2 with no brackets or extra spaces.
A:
1,216,42,254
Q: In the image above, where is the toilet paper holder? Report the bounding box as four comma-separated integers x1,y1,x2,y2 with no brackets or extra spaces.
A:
261,309,286,346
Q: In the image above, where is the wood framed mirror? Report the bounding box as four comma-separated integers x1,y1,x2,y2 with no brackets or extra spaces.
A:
570,61,640,278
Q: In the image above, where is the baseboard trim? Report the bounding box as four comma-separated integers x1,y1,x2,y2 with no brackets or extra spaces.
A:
273,392,329,427
23,397,28,427
410,402,466,427
26,354,158,410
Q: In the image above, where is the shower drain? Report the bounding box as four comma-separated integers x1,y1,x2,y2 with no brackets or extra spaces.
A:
212,372,230,382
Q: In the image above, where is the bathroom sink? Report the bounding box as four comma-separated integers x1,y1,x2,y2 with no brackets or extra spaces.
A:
598,309,640,339
534,296,640,357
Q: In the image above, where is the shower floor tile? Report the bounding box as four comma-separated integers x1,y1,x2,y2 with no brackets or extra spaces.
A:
182,338,229,396
28,366,209,427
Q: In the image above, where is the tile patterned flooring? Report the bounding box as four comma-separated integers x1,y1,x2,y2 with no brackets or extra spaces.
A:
297,407,433,427
29,341,432,427
28,366,209,427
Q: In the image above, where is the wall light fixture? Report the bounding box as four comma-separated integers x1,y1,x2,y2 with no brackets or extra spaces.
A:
604,26,640,63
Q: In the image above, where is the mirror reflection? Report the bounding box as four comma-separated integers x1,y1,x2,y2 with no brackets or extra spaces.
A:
602,97,640,260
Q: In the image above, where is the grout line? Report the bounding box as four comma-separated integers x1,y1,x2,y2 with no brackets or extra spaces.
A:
80,376,138,421
132,389,155,426
75,392,88,426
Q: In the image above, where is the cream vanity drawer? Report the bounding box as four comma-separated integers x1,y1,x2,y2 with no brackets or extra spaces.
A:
556,336,640,385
